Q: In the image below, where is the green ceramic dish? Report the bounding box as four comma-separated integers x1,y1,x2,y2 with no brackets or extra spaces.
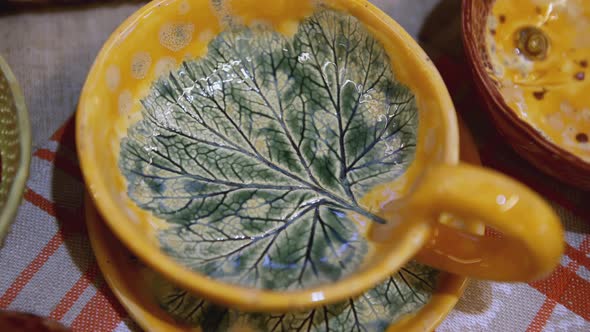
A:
0,55,32,246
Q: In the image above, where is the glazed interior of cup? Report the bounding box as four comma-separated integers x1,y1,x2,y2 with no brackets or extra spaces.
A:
77,0,458,308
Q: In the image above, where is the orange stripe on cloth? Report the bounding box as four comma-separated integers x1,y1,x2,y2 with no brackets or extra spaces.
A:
562,236,590,321
566,244,590,272
530,264,573,305
527,261,579,331
34,149,82,182
559,269,590,321
0,231,64,309
25,187,58,216
526,298,558,332
69,283,127,332
0,189,84,309
49,263,101,321
527,237,590,328
22,188,84,234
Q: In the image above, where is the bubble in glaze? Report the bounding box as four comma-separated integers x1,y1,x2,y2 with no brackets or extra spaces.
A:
131,52,152,79
198,29,214,43
546,113,564,131
159,22,195,51
178,0,190,15
119,90,133,115
154,57,178,77
105,65,120,91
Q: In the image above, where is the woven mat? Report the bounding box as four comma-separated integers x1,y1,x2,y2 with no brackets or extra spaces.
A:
1,1,589,331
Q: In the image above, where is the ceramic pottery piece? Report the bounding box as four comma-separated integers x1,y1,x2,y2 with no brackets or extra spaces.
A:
85,117,481,332
0,56,31,245
119,8,418,291
78,0,456,310
462,0,590,188
78,0,563,312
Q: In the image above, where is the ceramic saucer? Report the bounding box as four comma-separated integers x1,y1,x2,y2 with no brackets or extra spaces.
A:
85,117,481,332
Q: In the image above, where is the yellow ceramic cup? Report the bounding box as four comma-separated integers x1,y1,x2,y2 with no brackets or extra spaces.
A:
76,0,564,312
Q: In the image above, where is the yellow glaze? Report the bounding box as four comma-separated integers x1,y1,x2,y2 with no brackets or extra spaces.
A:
487,0,590,161
85,116,481,332
379,163,564,282
77,0,564,314
87,194,470,332
86,200,469,332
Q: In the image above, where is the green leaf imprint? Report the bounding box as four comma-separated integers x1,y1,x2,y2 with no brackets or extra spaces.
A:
120,9,418,290
148,261,438,331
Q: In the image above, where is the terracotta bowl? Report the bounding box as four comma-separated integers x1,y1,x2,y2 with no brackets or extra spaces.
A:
462,0,590,189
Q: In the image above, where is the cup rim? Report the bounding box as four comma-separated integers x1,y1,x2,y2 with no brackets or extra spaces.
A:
76,0,459,311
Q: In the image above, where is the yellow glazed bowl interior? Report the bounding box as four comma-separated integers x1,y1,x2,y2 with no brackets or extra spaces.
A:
77,0,458,312
486,0,590,162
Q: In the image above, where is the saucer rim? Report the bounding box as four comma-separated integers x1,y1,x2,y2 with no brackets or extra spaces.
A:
85,195,463,332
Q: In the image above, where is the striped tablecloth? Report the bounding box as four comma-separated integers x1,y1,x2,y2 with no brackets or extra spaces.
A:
1,21,589,332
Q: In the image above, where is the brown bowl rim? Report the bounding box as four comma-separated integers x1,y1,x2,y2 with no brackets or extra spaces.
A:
461,0,590,174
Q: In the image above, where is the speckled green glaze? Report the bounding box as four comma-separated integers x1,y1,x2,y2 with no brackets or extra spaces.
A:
119,9,419,290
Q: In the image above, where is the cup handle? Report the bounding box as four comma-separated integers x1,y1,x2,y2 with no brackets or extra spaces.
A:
388,163,564,282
